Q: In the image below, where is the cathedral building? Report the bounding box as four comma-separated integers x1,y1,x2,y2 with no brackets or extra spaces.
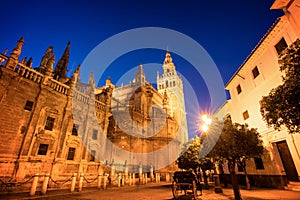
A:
0,38,188,181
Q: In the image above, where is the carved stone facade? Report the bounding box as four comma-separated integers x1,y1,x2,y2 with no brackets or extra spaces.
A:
0,39,188,181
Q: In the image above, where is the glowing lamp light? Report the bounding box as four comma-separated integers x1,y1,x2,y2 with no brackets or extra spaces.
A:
202,124,209,132
202,114,212,125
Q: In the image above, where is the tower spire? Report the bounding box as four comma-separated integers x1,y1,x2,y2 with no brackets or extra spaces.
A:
134,63,146,85
164,50,173,65
5,37,25,70
54,41,70,81
39,46,55,75
74,64,81,80
11,37,24,60
89,71,95,85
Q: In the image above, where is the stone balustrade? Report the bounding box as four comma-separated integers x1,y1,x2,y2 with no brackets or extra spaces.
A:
73,90,90,103
15,63,44,84
48,78,70,95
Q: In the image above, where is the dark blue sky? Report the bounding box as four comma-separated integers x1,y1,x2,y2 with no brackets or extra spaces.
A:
1,0,283,136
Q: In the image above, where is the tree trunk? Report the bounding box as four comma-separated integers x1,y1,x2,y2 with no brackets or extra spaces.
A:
229,160,242,200
243,166,250,190
219,163,228,187
201,167,209,189
197,168,202,182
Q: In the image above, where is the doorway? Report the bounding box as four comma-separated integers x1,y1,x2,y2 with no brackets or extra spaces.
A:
276,140,299,181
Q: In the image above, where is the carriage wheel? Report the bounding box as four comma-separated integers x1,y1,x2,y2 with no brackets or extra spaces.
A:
172,181,179,199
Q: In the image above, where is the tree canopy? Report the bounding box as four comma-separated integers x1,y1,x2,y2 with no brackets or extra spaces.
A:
177,136,201,171
260,39,300,133
210,119,264,165
176,136,215,189
210,119,264,200
177,136,214,173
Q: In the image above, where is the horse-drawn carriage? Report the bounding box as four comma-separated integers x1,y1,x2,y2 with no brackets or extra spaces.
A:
172,171,202,199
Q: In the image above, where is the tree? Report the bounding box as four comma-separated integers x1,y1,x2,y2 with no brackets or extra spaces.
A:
210,119,264,200
260,39,300,133
177,136,214,189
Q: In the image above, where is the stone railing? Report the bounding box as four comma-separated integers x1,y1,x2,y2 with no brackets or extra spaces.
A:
73,90,90,103
15,63,44,84
48,78,70,95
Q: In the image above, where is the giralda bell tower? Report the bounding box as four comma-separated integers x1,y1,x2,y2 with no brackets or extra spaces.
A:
157,51,188,145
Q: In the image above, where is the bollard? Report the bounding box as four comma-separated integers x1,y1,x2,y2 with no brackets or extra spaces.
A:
118,174,121,188
30,173,39,196
41,173,50,195
124,167,128,185
129,173,132,186
166,173,170,182
122,174,125,187
70,173,77,192
155,173,158,183
214,174,223,193
145,173,147,184
133,173,136,185
139,164,142,183
78,173,84,192
97,174,102,189
150,165,154,182
103,174,107,189
124,166,128,179
158,173,160,183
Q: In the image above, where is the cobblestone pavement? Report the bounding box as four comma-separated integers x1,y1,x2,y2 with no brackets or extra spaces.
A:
1,183,300,200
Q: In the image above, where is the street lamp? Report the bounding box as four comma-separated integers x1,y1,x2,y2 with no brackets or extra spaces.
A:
200,114,212,133
201,114,212,125
200,114,223,194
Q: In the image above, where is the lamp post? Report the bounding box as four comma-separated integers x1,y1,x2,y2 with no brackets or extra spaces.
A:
200,114,223,193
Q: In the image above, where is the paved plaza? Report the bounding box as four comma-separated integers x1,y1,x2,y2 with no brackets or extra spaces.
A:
1,182,300,200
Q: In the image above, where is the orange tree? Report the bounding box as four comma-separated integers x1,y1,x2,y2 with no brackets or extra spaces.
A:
176,136,214,189
209,119,264,200
261,39,300,133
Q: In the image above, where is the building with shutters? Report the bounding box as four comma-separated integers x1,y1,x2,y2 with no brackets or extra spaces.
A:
214,0,300,188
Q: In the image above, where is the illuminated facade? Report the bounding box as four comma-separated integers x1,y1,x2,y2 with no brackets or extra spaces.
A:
0,39,187,181
215,0,300,188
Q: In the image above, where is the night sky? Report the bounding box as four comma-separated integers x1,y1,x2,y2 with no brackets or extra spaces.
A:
1,0,283,137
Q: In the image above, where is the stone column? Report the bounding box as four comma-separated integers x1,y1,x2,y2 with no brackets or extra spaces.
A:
78,173,84,192
70,173,77,192
41,173,49,195
30,173,39,196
